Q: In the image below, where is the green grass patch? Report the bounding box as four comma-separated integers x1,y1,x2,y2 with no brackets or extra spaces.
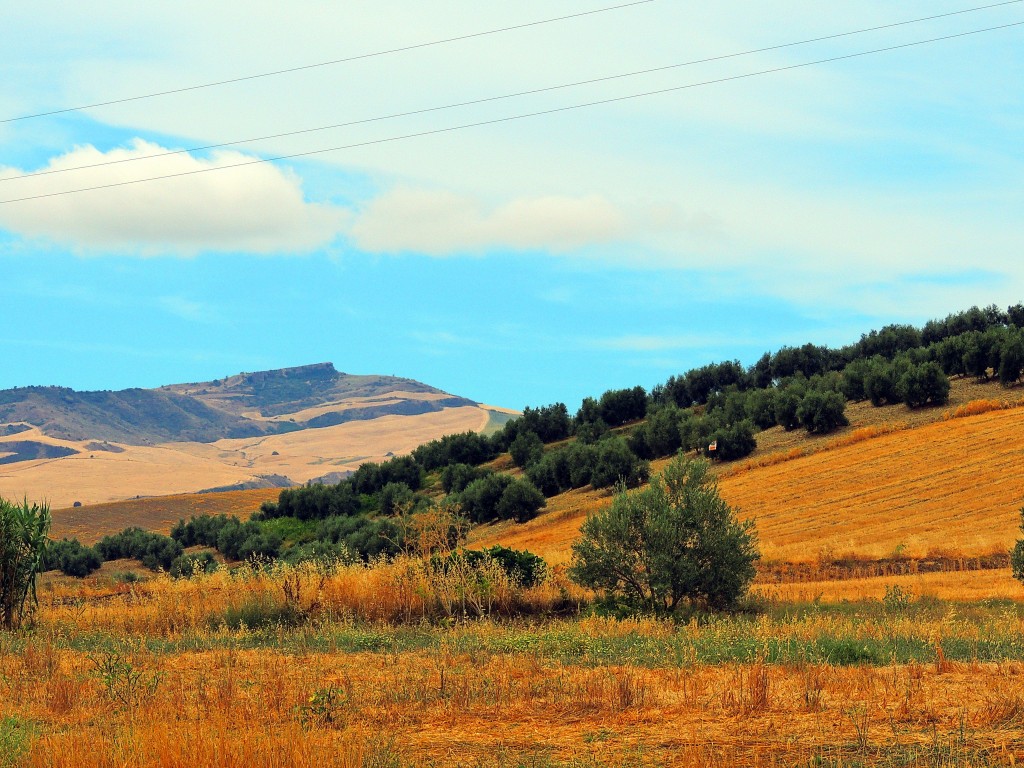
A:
0,716,35,768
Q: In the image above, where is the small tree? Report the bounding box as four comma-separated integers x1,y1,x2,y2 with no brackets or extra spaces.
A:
569,455,758,614
509,430,544,469
797,390,849,434
1011,506,1024,584
0,497,51,630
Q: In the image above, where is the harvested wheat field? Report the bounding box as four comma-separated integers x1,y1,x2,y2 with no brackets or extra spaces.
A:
0,406,494,508
721,404,1024,563
477,392,1024,569
48,488,282,543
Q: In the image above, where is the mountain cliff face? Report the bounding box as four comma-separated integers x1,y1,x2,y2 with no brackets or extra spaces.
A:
0,363,476,445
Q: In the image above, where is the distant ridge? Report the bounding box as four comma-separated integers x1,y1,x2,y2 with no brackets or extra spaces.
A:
0,363,477,446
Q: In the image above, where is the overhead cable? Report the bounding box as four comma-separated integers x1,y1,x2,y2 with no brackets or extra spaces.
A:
0,0,656,124
4,0,1022,183
1,19,1021,205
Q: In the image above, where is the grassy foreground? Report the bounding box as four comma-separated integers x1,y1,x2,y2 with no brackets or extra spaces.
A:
3,562,1024,766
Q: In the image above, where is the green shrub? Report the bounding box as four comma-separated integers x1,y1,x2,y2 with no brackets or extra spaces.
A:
0,497,51,629
169,551,218,578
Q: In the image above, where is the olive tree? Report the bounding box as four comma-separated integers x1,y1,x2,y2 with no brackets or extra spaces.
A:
569,455,759,614
1011,506,1024,585
0,497,51,630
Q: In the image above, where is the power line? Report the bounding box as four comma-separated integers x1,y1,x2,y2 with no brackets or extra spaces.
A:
1,0,656,124
4,0,1021,184
2,19,1021,206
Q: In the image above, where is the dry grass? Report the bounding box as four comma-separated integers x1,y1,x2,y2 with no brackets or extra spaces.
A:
720,405,1024,563
8,562,1024,766
479,378,1024,569
49,488,281,543
754,567,1024,603
0,405,492,508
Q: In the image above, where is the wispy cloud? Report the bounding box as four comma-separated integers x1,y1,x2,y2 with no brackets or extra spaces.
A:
349,187,626,255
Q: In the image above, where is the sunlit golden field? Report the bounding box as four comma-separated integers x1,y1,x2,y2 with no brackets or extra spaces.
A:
475,380,1024,567
5,378,1024,766
6,562,1024,766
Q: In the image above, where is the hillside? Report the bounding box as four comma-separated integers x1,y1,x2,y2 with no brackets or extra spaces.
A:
0,363,505,507
472,377,1024,566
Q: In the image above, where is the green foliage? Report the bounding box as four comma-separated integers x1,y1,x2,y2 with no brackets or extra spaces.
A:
440,463,490,494
442,545,548,588
279,540,354,567
95,527,183,571
703,419,757,461
458,474,546,523
412,430,499,470
43,538,102,577
589,437,650,489
0,716,34,767
508,430,544,468
999,333,1024,386
863,358,901,406
569,455,759,614
169,551,218,578
1011,506,1024,586
0,496,51,629
495,478,547,523
840,358,873,401
496,402,571,448
313,515,403,560
897,361,951,408
743,388,778,430
797,390,849,434
773,384,805,430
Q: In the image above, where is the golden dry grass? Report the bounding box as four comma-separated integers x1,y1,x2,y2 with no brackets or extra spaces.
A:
754,567,1024,603
49,488,281,543
478,379,1024,569
7,562,1024,767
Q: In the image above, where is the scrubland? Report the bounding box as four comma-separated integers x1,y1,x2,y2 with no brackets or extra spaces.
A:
2,558,1024,767
7,382,1024,766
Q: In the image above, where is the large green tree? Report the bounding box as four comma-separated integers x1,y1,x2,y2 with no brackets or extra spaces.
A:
569,455,758,614
0,497,51,630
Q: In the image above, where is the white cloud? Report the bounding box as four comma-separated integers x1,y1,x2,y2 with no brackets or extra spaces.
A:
348,187,626,255
0,140,347,255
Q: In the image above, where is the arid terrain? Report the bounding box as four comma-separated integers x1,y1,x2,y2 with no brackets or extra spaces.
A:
5,375,1024,767
0,364,512,508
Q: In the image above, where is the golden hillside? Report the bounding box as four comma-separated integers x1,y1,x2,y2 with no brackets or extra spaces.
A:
472,378,1024,566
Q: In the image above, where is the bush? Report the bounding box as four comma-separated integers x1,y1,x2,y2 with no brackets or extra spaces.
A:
797,390,849,434
569,455,759,613
1011,506,1024,585
169,551,218,578
589,437,649,489
705,420,757,460
774,387,804,430
864,359,901,406
440,463,490,494
95,527,183,571
525,451,572,496
509,430,544,468
455,546,548,588
495,479,547,523
897,362,950,408
43,538,102,577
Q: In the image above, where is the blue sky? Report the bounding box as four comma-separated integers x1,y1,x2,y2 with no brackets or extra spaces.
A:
1,1,1022,410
